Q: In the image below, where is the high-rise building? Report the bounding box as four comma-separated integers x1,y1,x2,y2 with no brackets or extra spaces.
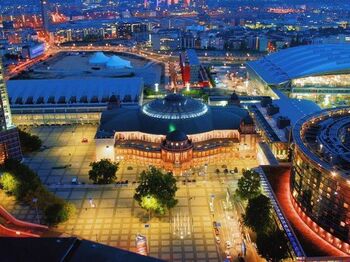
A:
40,0,50,32
0,56,22,163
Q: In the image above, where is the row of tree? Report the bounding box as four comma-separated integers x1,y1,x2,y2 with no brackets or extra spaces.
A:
236,169,290,261
18,129,42,153
88,159,179,216
0,159,75,225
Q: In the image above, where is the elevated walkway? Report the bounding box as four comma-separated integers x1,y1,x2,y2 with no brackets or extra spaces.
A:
0,205,48,237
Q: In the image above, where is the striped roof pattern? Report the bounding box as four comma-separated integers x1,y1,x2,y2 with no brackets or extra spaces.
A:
7,78,143,105
247,44,350,85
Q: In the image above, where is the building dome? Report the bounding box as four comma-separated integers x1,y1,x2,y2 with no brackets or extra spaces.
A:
161,130,193,152
141,94,208,120
166,130,188,142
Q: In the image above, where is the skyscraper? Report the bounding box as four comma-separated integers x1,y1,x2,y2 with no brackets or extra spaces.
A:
40,0,50,32
0,56,22,163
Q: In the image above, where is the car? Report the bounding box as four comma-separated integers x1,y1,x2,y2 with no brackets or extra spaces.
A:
71,177,78,184
81,138,88,143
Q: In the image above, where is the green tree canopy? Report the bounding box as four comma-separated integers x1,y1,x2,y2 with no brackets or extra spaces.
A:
0,172,19,195
88,159,119,184
256,229,290,261
18,129,42,153
45,201,76,226
134,166,178,215
235,169,261,200
243,194,275,234
1,159,75,226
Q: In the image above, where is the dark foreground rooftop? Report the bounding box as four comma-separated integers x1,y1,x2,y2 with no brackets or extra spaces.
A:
0,237,164,262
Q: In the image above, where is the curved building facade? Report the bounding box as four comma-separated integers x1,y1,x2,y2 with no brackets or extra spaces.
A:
291,107,350,254
95,94,257,172
247,44,350,106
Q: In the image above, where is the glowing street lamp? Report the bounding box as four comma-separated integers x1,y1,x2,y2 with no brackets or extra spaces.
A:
32,198,40,224
155,83,159,93
186,82,190,92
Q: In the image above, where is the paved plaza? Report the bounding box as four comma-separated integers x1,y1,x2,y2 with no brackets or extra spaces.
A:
1,125,261,261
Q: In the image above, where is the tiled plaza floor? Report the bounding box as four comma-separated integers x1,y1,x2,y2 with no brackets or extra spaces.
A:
1,125,259,261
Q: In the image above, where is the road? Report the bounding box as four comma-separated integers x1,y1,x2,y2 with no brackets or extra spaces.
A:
5,48,58,80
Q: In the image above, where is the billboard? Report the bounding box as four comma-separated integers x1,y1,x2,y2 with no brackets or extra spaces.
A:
29,43,45,59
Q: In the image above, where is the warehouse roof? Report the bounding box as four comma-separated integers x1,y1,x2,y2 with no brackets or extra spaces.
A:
7,78,143,105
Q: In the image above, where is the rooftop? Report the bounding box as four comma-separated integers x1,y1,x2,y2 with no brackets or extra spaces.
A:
247,44,350,85
293,107,350,178
7,78,143,106
11,51,161,87
142,94,208,120
166,130,189,142
0,237,163,262
186,49,200,66
97,94,252,138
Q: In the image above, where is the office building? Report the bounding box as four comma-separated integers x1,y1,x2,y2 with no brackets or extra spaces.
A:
291,107,350,254
0,56,22,163
247,44,350,107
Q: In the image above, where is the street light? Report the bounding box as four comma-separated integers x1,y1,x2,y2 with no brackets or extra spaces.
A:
89,197,96,208
32,198,40,224
146,195,151,222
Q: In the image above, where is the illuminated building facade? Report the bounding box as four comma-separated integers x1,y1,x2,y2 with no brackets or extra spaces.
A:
0,57,22,163
7,78,143,126
247,44,350,107
151,29,182,51
95,94,257,172
291,107,350,254
179,49,209,88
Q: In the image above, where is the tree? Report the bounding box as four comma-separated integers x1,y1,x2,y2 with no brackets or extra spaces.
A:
45,201,76,226
243,194,275,234
88,159,119,184
18,129,42,152
235,169,261,200
134,166,178,215
2,159,41,200
1,159,75,225
0,172,18,195
141,195,164,216
256,229,289,261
